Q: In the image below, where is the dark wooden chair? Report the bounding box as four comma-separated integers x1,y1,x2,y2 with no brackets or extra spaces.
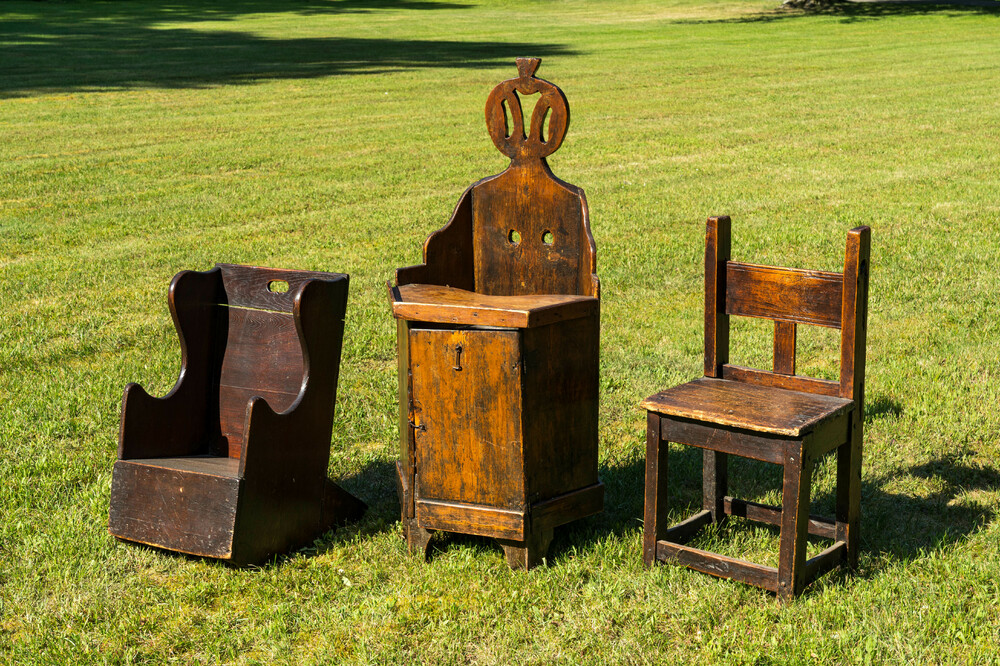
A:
108,264,365,566
388,58,603,569
641,216,871,601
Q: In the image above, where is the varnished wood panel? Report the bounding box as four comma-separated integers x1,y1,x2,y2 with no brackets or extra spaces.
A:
642,377,852,437
726,262,844,329
390,283,597,328
416,498,525,540
522,316,600,502
410,327,525,510
217,306,302,458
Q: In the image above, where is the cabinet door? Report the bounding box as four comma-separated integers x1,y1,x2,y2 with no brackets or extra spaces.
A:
409,327,525,510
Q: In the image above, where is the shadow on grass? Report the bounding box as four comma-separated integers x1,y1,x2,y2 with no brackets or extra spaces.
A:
672,0,1000,24
548,394,997,571
0,0,573,97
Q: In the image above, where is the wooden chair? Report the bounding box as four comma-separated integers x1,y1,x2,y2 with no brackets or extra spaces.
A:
388,58,603,569
641,216,871,601
108,264,365,566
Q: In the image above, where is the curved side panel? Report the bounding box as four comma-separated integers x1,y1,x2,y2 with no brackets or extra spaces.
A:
395,185,477,290
236,275,361,564
118,267,224,459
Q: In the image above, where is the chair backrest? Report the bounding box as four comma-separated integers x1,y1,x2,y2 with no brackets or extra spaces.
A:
213,264,334,458
471,57,597,298
703,216,871,403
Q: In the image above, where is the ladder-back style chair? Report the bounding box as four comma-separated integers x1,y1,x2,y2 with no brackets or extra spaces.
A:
388,58,603,569
641,216,871,601
109,264,365,566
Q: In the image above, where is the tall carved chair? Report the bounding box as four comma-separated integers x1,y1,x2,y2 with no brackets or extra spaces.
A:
388,58,603,569
642,217,871,601
109,264,365,566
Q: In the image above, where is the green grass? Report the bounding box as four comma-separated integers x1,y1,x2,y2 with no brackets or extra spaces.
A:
3,0,1000,662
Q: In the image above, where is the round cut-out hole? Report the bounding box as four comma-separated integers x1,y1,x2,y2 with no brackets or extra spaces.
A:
542,230,554,245
268,280,289,293
508,229,521,245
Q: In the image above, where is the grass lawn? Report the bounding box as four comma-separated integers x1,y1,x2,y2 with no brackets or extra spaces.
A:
3,0,1000,662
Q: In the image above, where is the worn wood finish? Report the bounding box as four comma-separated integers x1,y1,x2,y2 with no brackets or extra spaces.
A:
109,265,365,566
390,59,602,569
726,262,844,329
389,283,597,328
642,377,852,437
642,218,871,599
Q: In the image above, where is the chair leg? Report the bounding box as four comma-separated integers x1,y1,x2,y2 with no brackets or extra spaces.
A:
836,416,864,570
778,446,813,602
702,450,728,524
499,527,554,570
403,517,433,560
644,411,669,567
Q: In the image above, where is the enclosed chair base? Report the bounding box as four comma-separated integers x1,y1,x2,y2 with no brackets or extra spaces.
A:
109,264,365,566
390,59,603,569
642,217,870,601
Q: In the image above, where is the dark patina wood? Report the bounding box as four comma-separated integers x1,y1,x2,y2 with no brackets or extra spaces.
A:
389,58,602,569
108,264,365,566
642,217,871,601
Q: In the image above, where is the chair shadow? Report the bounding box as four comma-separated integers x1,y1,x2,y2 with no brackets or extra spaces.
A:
547,394,998,573
671,0,1000,25
1,1,574,97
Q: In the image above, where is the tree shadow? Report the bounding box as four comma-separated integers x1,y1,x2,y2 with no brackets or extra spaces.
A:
671,0,1000,25
0,1,573,97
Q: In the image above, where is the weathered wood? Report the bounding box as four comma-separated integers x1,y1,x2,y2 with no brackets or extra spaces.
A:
721,364,840,397
416,499,526,540
723,497,837,539
643,377,852,437
642,219,872,599
702,450,728,523
773,320,797,375
391,59,601,568
664,509,712,545
704,216,731,378
389,283,597,328
643,412,669,566
657,541,779,592
109,266,364,566
499,527,554,570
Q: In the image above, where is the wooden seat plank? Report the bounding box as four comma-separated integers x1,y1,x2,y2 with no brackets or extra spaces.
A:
641,376,852,437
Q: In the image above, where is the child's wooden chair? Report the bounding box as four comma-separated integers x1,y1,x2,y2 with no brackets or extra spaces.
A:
641,217,870,601
108,264,365,565
388,58,603,569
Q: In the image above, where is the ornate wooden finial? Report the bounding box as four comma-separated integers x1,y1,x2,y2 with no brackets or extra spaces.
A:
516,57,541,79
485,58,570,163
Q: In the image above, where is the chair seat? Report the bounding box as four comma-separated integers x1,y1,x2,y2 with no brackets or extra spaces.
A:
641,377,852,437
389,283,598,328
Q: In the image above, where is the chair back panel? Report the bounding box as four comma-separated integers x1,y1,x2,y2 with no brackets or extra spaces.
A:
217,307,302,458
725,262,844,329
705,216,870,401
471,166,591,296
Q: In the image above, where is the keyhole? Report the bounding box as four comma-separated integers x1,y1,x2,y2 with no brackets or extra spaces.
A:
452,344,463,371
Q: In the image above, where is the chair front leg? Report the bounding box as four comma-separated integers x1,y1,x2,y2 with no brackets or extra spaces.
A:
778,443,813,602
644,411,669,567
